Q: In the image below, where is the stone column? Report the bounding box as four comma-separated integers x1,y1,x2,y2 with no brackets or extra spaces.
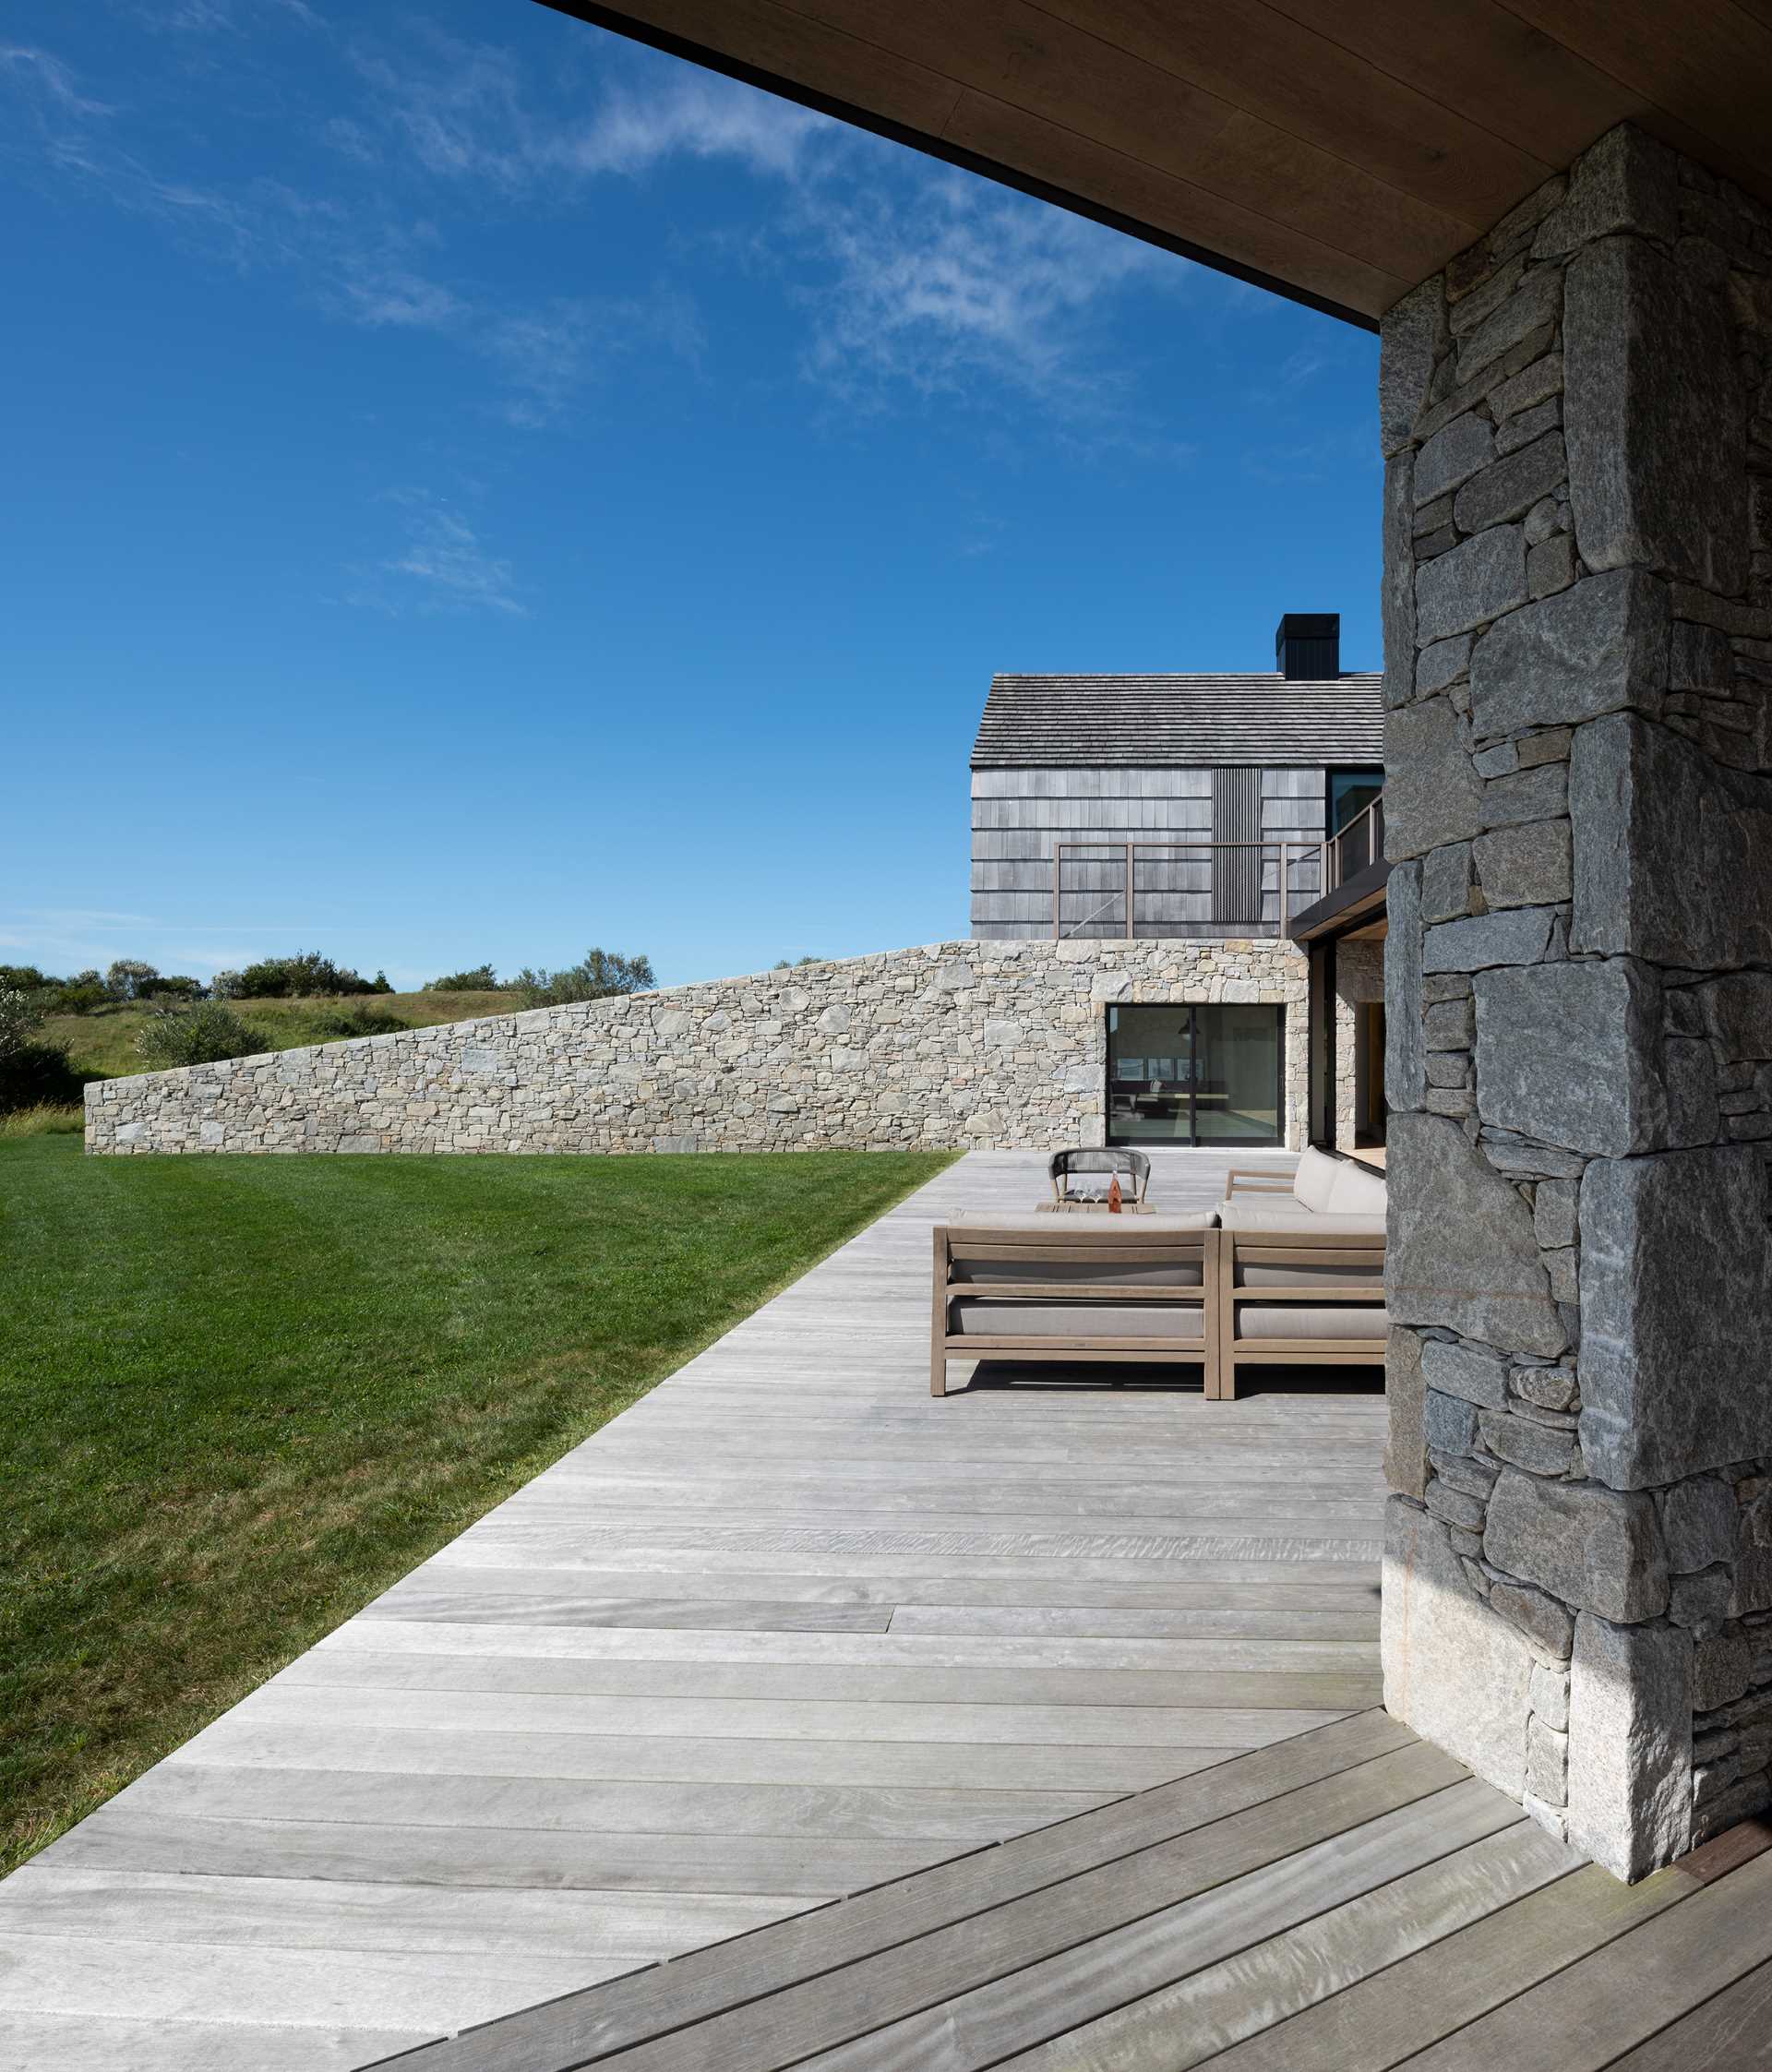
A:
1378,124,1772,1881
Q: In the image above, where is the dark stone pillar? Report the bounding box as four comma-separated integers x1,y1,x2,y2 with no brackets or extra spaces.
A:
1379,124,1772,1880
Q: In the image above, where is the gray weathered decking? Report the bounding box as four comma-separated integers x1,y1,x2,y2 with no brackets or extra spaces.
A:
7,1146,1769,2067
0,1148,1394,2066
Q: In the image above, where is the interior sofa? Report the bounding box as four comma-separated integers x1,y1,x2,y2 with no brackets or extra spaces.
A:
930,1214,1218,1396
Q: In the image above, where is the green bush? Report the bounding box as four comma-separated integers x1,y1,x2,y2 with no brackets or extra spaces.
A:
46,982,108,1016
427,964,500,991
0,1042,84,1115
511,949,655,1009
143,976,203,1002
134,1002,266,1071
235,951,377,999
305,1007,407,1040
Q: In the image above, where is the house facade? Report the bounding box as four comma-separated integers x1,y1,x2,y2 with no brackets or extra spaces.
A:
971,613,1385,1155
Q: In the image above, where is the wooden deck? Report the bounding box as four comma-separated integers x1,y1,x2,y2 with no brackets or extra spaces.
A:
0,1147,1395,2066
6,1146,1769,2067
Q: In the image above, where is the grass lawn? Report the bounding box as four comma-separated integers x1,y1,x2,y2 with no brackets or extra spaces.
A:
41,988,510,1084
0,1136,954,1876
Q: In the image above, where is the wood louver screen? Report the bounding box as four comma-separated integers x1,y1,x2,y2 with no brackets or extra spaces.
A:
1211,766,1262,924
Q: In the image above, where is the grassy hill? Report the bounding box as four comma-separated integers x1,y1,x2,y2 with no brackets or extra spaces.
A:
42,990,511,1086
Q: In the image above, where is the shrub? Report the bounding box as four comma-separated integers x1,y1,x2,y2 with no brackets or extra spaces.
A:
235,951,377,999
428,964,500,991
305,1007,407,1040
47,981,108,1016
0,987,44,1060
0,964,47,992
0,1041,83,1115
210,970,245,1000
105,960,161,1001
134,1002,265,1071
143,975,203,1002
773,955,825,968
510,949,655,1009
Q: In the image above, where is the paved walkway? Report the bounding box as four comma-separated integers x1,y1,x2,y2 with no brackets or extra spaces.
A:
0,1149,1390,2068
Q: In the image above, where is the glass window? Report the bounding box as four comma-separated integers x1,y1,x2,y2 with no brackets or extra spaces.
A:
1105,1003,1283,1147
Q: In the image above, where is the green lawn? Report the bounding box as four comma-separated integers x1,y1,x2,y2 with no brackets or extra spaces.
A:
0,1136,953,1875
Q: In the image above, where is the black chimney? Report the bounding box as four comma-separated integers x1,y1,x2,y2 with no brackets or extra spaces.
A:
1275,612,1340,680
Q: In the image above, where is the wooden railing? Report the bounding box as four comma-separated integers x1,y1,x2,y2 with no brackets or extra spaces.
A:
1319,795,1385,896
1050,840,1323,940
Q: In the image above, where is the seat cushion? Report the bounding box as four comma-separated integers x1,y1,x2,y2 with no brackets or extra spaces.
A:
948,1213,1216,1233
950,1299,1203,1341
1236,1303,1389,1342
1290,1145,1343,1213
1326,1160,1389,1215
1238,1257,1383,1287
956,1254,1203,1288
1217,1204,1386,1236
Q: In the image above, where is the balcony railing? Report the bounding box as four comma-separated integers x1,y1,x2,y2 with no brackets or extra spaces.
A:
1321,794,1385,897
1048,800,1385,942
1050,840,1322,940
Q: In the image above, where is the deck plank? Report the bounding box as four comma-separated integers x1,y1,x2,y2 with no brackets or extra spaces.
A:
5,1147,1406,2066
1381,1844,1772,2070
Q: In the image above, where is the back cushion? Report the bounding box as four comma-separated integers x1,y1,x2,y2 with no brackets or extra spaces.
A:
1327,1160,1390,1216
1291,1146,1342,1214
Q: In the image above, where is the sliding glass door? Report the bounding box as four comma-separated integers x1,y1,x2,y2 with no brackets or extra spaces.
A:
1106,1002,1284,1147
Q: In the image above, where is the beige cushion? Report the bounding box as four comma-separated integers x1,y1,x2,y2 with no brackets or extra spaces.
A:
956,1254,1203,1288
950,1299,1203,1341
946,1213,1216,1234
1217,1204,1386,1237
1239,1257,1383,1287
1291,1145,1342,1213
1326,1161,1389,1215
1236,1303,1389,1342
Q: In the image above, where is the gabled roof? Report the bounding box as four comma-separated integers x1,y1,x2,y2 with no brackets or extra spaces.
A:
971,673,1385,769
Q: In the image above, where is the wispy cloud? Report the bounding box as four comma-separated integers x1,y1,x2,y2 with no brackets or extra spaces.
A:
347,490,526,617
2,43,114,125
793,171,1179,410
2,20,1199,445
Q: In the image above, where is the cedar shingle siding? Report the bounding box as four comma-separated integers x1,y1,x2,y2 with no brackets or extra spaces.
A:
969,672,1383,940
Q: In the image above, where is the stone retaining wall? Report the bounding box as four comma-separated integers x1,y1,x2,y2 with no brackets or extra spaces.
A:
1378,125,1772,1879
86,938,1309,1156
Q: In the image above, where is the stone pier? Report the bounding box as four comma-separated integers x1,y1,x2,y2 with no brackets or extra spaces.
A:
1379,125,1772,1879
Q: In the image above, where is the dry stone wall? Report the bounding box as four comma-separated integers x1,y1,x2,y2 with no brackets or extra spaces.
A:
86,939,1309,1156
1378,124,1772,1880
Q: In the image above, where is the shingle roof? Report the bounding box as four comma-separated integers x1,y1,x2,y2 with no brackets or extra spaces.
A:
971,673,1385,768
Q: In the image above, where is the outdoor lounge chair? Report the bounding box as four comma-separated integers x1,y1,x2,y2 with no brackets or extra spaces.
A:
930,1214,1216,1395
1048,1147,1152,1206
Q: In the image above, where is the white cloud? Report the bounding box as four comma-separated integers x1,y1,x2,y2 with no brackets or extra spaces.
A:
556,72,829,180
1,44,114,120
3,25,1197,441
796,172,1179,407
348,491,526,617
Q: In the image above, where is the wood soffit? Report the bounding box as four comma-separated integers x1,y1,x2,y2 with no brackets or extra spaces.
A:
539,0,1772,329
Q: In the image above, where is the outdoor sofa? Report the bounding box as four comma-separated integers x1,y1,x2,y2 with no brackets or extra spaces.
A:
1216,1146,1388,1395
929,1148,1388,1399
930,1214,1218,1396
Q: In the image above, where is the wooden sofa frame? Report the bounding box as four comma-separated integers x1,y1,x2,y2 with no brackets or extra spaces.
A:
1216,1220,1388,1397
931,1221,1219,1397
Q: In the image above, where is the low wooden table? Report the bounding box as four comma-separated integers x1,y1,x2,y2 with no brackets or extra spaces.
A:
1036,1199,1156,1215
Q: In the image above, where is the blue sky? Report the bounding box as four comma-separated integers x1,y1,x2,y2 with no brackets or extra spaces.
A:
3,0,1380,989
